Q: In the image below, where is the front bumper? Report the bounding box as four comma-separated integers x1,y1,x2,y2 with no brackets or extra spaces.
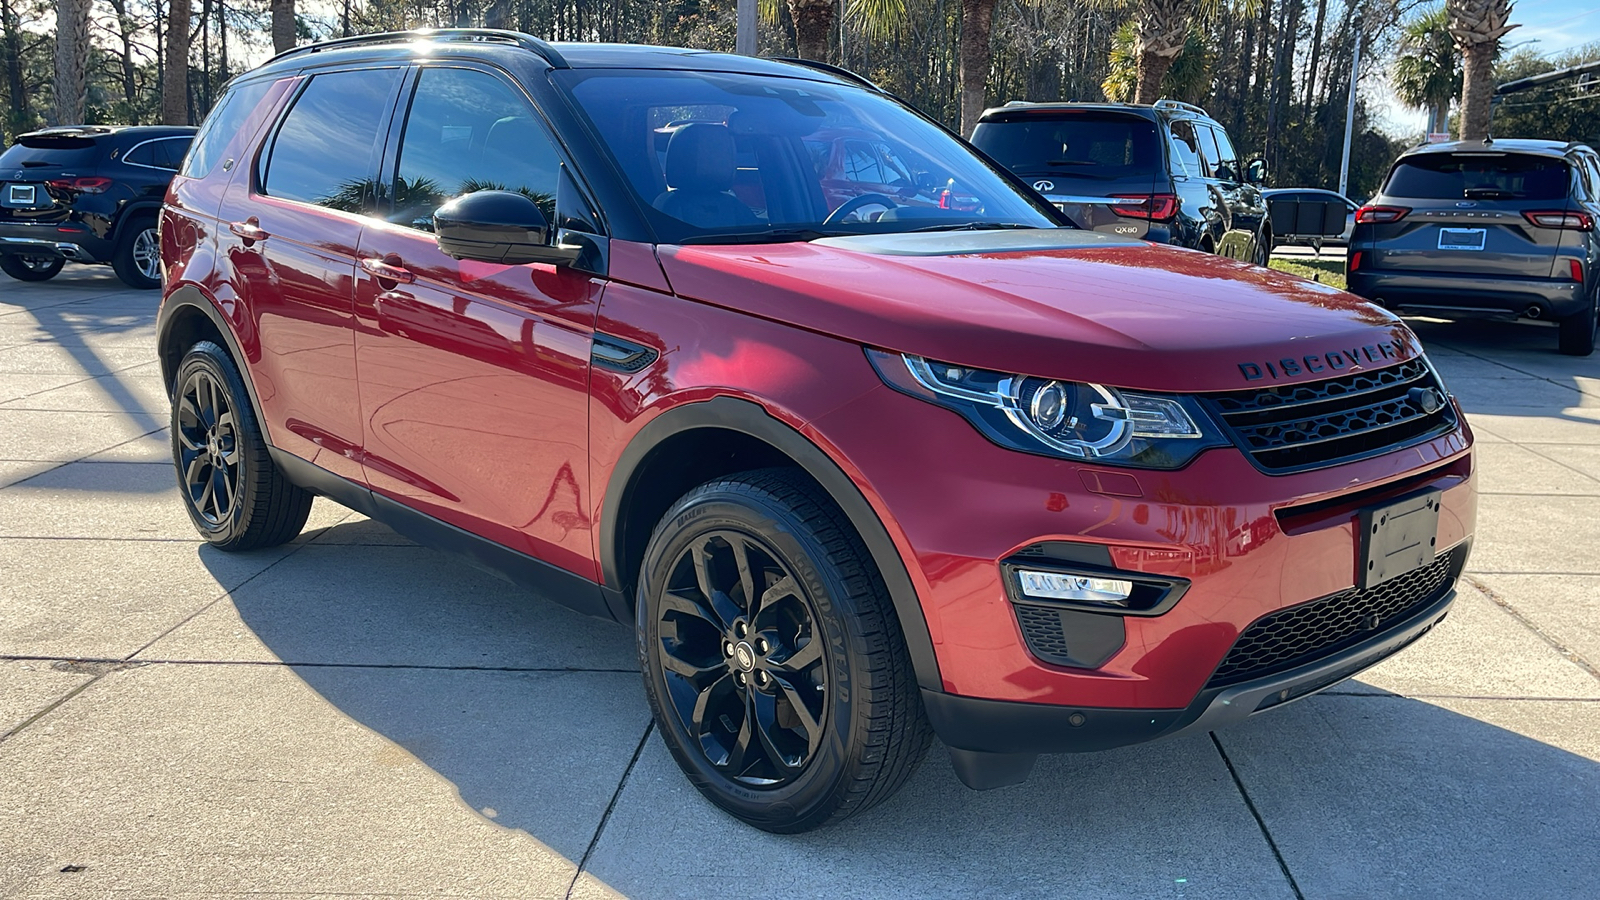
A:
925,578,1456,756
1349,269,1587,318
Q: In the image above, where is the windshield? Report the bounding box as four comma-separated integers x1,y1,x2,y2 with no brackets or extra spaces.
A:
972,113,1161,180
1385,153,1571,201
557,69,1057,243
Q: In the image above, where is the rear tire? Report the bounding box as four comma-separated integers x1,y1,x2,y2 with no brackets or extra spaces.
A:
112,217,161,289
636,468,931,833
0,254,65,282
171,341,312,550
1558,290,1597,356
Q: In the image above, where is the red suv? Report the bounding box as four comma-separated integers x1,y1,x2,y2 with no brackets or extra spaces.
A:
159,31,1477,833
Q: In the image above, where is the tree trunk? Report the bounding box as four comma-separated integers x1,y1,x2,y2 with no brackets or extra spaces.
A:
162,0,191,125
52,0,91,125
1,0,28,136
958,0,997,136
1458,41,1495,140
788,0,835,61
107,0,140,119
1430,101,1448,134
1302,0,1327,111
1134,53,1175,105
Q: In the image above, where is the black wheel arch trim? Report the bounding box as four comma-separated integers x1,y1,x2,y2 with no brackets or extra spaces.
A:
598,396,943,692
157,284,270,433
111,201,164,241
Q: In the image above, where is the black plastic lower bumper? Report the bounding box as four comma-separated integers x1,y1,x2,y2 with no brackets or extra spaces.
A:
924,585,1456,787
1348,269,1588,318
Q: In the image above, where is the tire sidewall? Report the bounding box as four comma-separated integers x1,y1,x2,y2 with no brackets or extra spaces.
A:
636,489,863,830
171,343,256,544
114,217,161,289
0,254,65,281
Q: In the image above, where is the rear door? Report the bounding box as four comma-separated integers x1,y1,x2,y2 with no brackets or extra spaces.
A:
1368,151,1572,278
970,110,1162,236
224,66,405,483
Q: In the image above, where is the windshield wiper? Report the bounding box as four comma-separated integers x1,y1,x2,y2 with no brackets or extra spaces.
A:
905,221,1039,233
680,228,849,245
1043,160,1100,167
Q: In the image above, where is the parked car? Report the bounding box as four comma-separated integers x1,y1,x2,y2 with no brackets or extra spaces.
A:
1263,187,1357,245
159,30,1476,833
970,99,1272,264
0,124,196,288
1347,138,1600,355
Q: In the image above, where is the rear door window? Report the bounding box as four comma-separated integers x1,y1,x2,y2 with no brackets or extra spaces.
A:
973,113,1160,179
1167,120,1205,178
1384,153,1571,201
260,68,402,211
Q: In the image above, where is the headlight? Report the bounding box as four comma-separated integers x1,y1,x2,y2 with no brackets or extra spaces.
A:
866,349,1229,469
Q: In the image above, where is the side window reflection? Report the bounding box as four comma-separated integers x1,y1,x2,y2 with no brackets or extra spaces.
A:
392,68,562,232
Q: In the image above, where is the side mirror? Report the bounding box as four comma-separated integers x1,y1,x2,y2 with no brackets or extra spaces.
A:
433,190,579,266
1246,158,1268,185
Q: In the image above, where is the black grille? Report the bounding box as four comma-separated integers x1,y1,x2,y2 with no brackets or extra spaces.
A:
1202,359,1456,473
1207,547,1460,687
1016,605,1073,665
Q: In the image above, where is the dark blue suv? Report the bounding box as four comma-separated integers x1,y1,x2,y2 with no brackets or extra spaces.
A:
1,125,196,288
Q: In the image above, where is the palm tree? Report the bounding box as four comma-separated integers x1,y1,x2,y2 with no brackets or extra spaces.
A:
1129,0,1195,104
1103,22,1211,104
52,0,91,124
958,0,1000,135
1393,6,1460,135
1446,0,1517,141
271,0,296,54
789,0,836,60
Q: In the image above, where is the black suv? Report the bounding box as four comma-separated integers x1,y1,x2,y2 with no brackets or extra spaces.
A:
1348,139,1600,355
971,100,1271,264
0,125,196,288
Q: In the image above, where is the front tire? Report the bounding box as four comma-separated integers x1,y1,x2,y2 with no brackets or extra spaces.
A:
0,254,65,282
171,342,312,550
1557,288,1597,356
112,217,161,289
636,469,930,833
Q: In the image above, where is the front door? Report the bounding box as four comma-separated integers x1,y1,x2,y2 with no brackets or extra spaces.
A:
352,65,601,577
226,66,404,481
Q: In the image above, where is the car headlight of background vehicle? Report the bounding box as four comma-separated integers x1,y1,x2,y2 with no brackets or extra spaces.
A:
866,349,1230,469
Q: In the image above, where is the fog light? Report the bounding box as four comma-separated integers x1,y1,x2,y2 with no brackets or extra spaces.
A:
1015,570,1134,605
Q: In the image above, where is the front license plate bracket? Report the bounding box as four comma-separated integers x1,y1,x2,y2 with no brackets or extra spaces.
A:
1359,489,1441,589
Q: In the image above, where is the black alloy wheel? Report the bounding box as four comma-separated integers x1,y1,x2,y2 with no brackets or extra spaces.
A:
0,254,65,282
656,530,828,786
176,366,240,526
170,341,312,549
637,469,930,833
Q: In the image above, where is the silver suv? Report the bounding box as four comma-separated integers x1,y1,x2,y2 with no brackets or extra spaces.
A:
1347,139,1600,355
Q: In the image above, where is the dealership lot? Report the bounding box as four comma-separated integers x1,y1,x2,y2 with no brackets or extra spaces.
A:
1,266,1597,899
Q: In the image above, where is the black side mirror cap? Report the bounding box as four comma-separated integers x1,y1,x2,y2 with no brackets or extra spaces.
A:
1246,157,1269,185
433,190,580,266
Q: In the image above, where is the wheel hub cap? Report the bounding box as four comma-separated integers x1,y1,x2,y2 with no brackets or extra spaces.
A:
732,641,757,672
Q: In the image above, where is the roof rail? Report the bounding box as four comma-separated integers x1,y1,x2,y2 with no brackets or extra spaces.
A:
767,57,885,93
1153,98,1210,117
267,28,567,69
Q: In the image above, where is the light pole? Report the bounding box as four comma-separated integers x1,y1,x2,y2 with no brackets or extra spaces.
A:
1337,25,1362,199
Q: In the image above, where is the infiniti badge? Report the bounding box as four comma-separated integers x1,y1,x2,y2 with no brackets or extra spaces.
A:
1032,180,1054,192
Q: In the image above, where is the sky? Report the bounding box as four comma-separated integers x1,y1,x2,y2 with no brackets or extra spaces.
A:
1372,0,1600,137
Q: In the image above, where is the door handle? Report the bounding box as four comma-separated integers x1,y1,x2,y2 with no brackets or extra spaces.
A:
228,217,269,243
360,255,416,285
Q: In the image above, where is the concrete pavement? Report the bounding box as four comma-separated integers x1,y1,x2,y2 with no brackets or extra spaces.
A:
1,267,1597,899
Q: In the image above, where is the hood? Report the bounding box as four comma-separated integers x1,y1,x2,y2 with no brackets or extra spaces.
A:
657,230,1417,393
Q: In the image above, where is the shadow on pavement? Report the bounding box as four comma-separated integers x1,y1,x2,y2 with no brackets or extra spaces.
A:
201,521,1600,898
